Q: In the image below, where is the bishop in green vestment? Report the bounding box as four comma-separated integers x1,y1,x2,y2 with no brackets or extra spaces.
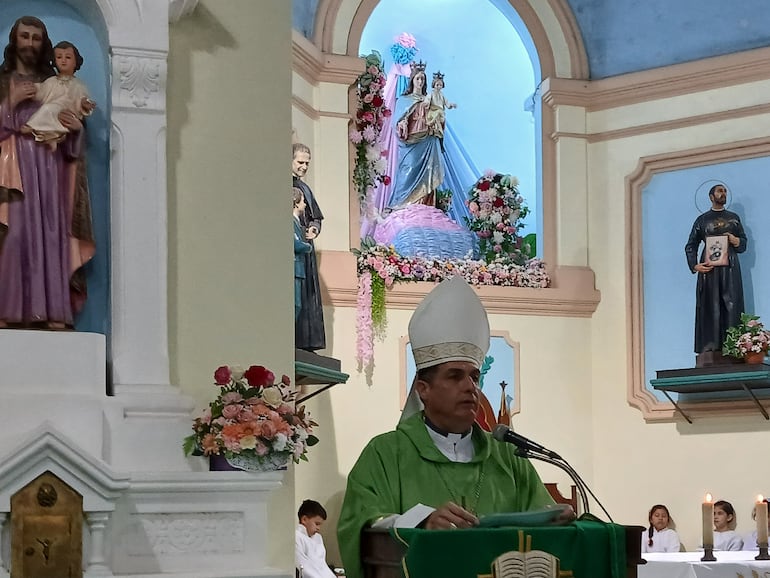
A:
337,411,554,578
336,277,559,578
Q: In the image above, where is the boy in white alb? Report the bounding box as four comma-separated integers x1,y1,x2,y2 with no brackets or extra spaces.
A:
22,41,94,149
295,499,335,578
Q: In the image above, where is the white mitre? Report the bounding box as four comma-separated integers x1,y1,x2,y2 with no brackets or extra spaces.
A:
400,276,490,422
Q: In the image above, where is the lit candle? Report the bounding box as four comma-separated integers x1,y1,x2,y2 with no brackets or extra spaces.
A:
702,493,714,548
757,495,769,547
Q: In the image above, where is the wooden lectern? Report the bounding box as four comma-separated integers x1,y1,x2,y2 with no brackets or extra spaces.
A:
361,524,644,578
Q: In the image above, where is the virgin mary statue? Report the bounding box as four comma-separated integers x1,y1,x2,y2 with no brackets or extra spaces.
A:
386,63,445,209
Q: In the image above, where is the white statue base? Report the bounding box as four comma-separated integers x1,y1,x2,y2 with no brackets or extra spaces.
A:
0,331,289,578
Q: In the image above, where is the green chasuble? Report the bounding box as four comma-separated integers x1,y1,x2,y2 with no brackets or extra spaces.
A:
337,412,555,578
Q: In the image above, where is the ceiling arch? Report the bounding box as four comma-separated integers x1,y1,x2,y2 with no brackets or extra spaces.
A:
311,0,588,80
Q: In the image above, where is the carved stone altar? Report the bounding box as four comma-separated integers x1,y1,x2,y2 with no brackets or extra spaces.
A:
0,1,290,577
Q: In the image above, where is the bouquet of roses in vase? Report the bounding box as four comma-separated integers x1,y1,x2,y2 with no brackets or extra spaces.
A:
723,313,770,363
183,364,318,471
464,173,530,265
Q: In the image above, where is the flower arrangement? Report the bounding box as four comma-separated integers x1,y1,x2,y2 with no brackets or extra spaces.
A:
390,32,418,65
723,313,770,358
465,172,530,264
352,238,550,365
351,51,391,203
183,364,318,468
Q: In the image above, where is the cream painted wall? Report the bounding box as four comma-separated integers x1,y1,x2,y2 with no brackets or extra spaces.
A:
586,86,770,550
168,1,294,572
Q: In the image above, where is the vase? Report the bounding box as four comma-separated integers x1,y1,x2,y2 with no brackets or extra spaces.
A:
209,454,240,471
209,453,289,472
744,351,767,365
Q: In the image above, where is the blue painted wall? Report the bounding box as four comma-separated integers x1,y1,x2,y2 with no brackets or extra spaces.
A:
642,158,770,401
294,0,770,79
0,1,111,335
567,0,770,78
293,0,319,40
359,0,540,239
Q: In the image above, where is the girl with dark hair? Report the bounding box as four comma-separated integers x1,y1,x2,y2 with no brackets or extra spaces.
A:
642,504,680,553
713,499,743,550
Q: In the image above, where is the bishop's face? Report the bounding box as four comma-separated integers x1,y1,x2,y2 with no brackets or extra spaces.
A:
417,361,481,433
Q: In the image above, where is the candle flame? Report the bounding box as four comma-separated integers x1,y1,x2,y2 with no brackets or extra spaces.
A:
759,494,765,503
705,493,713,502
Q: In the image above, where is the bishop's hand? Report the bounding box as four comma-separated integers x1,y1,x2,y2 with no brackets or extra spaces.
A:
423,501,478,530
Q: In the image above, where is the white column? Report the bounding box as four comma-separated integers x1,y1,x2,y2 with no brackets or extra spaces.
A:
109,47,170,392
85,511,113,576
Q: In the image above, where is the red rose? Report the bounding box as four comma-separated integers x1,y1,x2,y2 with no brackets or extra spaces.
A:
372,95,383,108
382,174,391,185
244,365,275,387
214,366,232,385
478,180,491,191
281,374,291,386
493,197,504,207
382,108,392,118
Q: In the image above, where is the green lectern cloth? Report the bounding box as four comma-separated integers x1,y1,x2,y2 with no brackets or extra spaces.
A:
392,519,626,578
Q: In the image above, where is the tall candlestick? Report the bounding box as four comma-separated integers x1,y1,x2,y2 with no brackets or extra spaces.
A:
757,495,768,547
702,493,714,548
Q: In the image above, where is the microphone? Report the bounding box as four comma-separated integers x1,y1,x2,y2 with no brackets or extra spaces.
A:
492,424,562,460
492,424,615,522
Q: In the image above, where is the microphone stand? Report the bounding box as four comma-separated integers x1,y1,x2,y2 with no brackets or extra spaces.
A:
515,447,614,523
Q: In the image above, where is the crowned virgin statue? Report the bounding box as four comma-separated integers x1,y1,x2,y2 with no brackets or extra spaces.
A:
387,63,448,209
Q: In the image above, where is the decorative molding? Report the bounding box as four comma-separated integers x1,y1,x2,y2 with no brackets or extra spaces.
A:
550,102,770,144
292,95,353,121
112,48,166,111
545,0,588,80
626,136,770,421
340,0,578,80
125,513,244,555
292,30,363,86
292,95,320,120
168,0,199,23
319,250,600,317
544,44,770,113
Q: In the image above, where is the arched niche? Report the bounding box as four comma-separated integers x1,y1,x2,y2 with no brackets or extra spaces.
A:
305,0,595,295
0,0,197,400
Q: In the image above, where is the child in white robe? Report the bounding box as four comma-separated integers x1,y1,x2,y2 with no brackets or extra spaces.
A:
713,499,743,550
295,499,336,578
22,41,94,149
642,504,680,553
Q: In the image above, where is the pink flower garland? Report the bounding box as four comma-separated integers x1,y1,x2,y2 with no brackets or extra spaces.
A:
356,270,374,367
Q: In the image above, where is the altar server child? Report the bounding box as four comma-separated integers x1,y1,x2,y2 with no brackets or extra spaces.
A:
296,499,335,578
742,497,770,550
642,504,681,553
713,499,743,550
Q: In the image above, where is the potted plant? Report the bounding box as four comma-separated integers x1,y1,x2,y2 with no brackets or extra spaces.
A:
183,364,318,471
722,313,770,364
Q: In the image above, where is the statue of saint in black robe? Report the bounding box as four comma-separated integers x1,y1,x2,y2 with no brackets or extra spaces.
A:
293,176,326,351
685,208,747,354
